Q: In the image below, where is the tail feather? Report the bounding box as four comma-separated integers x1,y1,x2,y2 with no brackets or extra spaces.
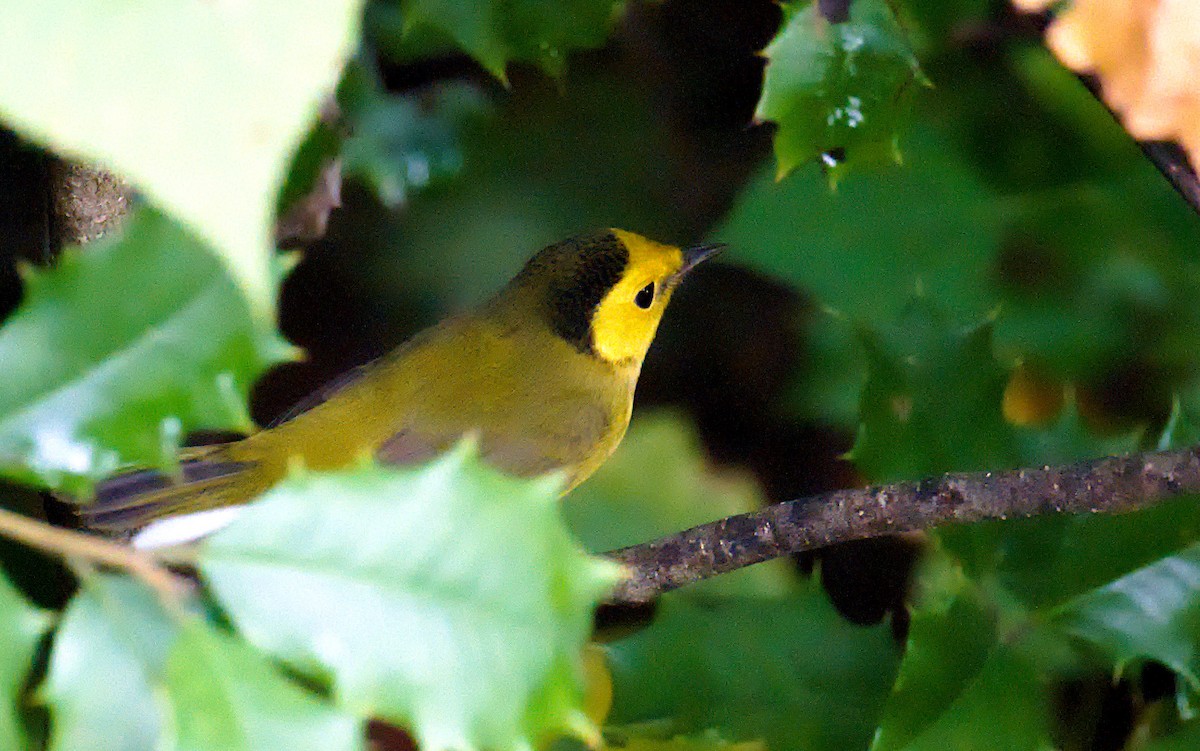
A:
92,459,247,508
81,450,254,535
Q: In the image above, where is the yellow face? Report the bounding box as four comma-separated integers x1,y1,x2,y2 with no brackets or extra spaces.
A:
589,229,685,366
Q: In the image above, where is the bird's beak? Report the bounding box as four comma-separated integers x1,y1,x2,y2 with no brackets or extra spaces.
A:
677,242,726,279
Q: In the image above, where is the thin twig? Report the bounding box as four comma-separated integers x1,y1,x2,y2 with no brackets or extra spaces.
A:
1074,75,1200,217
0,506,188,604
1132,140,1200,216
604,445,1200,604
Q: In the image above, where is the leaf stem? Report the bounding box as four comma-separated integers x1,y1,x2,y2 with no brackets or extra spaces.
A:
0,506,189,604
603,445,1200,604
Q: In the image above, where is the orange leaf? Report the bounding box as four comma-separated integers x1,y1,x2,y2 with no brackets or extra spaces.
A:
1016,0,1200,171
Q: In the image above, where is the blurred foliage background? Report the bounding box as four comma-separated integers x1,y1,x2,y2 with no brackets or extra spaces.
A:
276,1,1200,746
2,0,1200,749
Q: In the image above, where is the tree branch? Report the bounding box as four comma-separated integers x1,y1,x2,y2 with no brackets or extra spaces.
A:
604,445,1200,604
0,506,189,605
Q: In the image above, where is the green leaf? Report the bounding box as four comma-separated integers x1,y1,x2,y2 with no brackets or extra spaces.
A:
1146,719,1200,751
199,444,619,751
606,588,900,751
849,301,1017,481
43,574,361,751
1050,542,1200,689
163,621,363,751
563,412,798,597
987,180,1200,379
0,572,49,751
1013,399,1141,468
872,555,1051,751
871,570,996,750
880,507,1200,750
937,495,1200,611
886,647,1048,751
43,575,178,751
0,208,289,494
928,397,1162,609
276,120,343,227
338,61,481,207
1158,399,1200,451
755,0,924,179
394,0,626,78
0,0,367,313
718,145,997,320
714,116,1200,430
499,0,625,77
903,0,990,55
606,731,765,751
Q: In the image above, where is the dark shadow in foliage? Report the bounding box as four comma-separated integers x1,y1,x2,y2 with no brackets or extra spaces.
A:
0,129,49,323
0,130,74,610
1053,662,1178,751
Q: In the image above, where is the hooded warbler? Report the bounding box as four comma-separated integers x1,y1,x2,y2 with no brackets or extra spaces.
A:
84,229,722,533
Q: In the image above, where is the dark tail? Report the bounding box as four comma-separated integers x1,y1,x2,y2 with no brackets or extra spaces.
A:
81,448,253,535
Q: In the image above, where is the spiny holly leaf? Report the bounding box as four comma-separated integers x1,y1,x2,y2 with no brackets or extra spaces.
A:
879,522,1200,751
338,60,482,207
719,139,997,316
0,0,366,314
870,560,996,751
43,575,361,751
199,444,620,751
849,300,1018,482
0,208,289,495
1050,542,1200,690
715,130,1002,430
871,554,1051,751
875,536,1200,751
0,572,49,751
501,0,625,77
563,412,798,597
936,483,1200,610
396,0,626,79
42,575,177,751
846,301,1196,614
755,0,924,180
163,622,363,751
937,381,1180,608
606,587,900,751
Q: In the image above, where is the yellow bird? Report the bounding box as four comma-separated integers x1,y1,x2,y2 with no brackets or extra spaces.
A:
84,229,722,533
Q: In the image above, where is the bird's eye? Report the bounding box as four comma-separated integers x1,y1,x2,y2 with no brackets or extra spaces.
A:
635,282,655,309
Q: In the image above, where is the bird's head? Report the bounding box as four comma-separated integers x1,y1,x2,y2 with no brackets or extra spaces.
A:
505,229,724,367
